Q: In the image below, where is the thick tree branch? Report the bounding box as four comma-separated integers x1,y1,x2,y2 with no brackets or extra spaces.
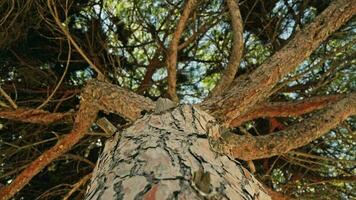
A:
230,94,344,127
0,80,155,125
201,0,356,125
219,93,356,160
0,108,72,124
166,0,197,101
210,0,244,97
0,80,155,200
85,80,155,121
0,98,99,200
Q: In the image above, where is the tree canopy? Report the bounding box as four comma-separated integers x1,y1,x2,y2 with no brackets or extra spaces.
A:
0,0,355,199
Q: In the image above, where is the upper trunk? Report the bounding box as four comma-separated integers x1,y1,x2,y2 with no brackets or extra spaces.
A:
85,105,270,199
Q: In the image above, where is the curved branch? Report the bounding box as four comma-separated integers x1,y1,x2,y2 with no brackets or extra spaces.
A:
47,0,105,80
220,93,356,160
0,80,155,200
0,98,99,200
230,94,344,127
201,0,356,125
166,0,197,101
210,0,244,97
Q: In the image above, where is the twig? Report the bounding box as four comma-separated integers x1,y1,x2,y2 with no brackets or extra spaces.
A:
37,40,71,109
62,173,92,200
0,86,17,109
47,0,105,80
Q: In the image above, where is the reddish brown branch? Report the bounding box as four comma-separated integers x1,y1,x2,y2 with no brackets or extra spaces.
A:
136,54,163,94
268,118,286,133
166,0,197,101
63,173,92,200
0,108,72,124
0,101,99,200
220,93,356,160
0,80,155,200
230,94,344,127
201,0,356,125
210,0,244,97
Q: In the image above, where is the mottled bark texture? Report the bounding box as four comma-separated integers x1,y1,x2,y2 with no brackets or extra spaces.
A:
85,105,270,200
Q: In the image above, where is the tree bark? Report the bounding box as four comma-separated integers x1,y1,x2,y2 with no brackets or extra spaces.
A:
218,93,356,160
85,105,271,199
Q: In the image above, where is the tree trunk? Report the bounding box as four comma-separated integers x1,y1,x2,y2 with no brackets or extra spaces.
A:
85,105,271,199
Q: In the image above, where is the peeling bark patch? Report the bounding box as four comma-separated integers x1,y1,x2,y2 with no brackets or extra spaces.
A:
121,176,148,199
145,180,181,200
190,139,221,167
148,115,165,129
113,162,134,178
129,118,148,133
144,184,158,200
117,139,140,158
137,148,182,179
85,105,271,199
